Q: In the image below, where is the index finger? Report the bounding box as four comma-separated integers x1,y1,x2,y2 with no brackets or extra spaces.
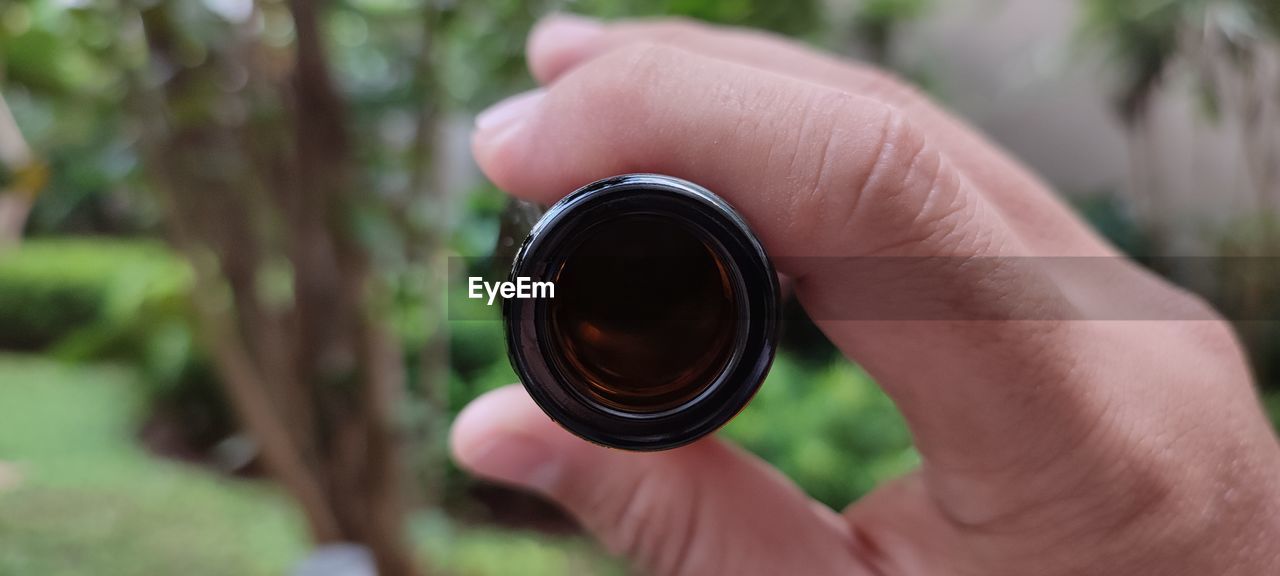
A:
525,14,1116,258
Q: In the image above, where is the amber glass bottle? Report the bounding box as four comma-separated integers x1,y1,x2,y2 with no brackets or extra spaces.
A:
504,174,779,450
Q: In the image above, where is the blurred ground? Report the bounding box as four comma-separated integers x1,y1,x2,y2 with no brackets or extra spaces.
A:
0,354,621,576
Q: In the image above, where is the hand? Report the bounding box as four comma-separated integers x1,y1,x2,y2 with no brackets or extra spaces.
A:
450,14,1280,575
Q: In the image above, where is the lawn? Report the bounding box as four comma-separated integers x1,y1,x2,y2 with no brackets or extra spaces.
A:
0,354,620,575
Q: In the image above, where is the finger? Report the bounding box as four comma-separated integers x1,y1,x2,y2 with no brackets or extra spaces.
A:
474,42,1016,265
450,385,870,576
525,14,1114,257
470,42,1124,526
841,473,959,576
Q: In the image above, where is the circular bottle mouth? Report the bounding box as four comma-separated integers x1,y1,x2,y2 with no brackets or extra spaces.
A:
504,174,779,451
548,214,740,414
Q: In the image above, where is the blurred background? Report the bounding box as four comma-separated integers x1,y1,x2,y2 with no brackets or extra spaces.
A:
1,0,1278,574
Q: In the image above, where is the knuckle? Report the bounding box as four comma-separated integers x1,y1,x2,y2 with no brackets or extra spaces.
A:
856,101,936,203
786,89,961,253
853,105,975,256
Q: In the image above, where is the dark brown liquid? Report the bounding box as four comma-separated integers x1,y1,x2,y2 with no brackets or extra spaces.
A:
548,216,738,413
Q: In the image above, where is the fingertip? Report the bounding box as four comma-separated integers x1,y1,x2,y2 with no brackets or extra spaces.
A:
469,123,519,194
449,385,569,492
448,384,536,462
471,88,545,194
527,13,606,84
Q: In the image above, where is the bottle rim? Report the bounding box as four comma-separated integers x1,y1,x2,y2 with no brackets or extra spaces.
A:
504,174,780,451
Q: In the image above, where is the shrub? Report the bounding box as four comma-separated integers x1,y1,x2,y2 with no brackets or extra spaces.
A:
724,356,918,508
0,239,232,444
0,238,191,350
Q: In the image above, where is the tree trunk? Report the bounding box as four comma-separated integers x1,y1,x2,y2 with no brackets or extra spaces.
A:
128,1,427,573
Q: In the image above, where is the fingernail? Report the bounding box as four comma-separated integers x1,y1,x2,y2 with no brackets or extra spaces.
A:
475,88,546,135
461,433,561,493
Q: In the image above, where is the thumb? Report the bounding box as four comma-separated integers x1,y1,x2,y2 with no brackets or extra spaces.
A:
450,385,871,576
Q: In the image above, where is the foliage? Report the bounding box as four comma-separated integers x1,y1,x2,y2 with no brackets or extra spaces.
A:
1081,0,1278,123
1079,0,1189,122
569,0,823,38
0,239,246,449
1071,191,1153,259
1266,390,1280,431
0,238,191,351
724,355,918,508
0,1,151,235
2,0,835,238
426,0,827,114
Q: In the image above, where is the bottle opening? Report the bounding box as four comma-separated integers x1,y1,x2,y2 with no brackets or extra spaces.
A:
504,174,779,450
548,215,738,413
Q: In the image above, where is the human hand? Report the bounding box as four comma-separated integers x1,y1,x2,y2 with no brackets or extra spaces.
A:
451,14,1280,575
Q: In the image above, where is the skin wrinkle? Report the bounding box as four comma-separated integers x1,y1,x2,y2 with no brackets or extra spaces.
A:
593,40,906,267
897,142,957,250
781,90,838,252
710,20,1075,239
568,454,647,546
736,76,827,259
848,524,893,576
629,472,672,574
599,456,667,560
759,103,795,238
666,467,703,576
849,144,971,265
843,107,895,219
850,114,946,258
828,509,880,576
1022,339,1110,475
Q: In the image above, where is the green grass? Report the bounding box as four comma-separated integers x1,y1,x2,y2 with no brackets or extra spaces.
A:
0,354,621,575
0,355,305,575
